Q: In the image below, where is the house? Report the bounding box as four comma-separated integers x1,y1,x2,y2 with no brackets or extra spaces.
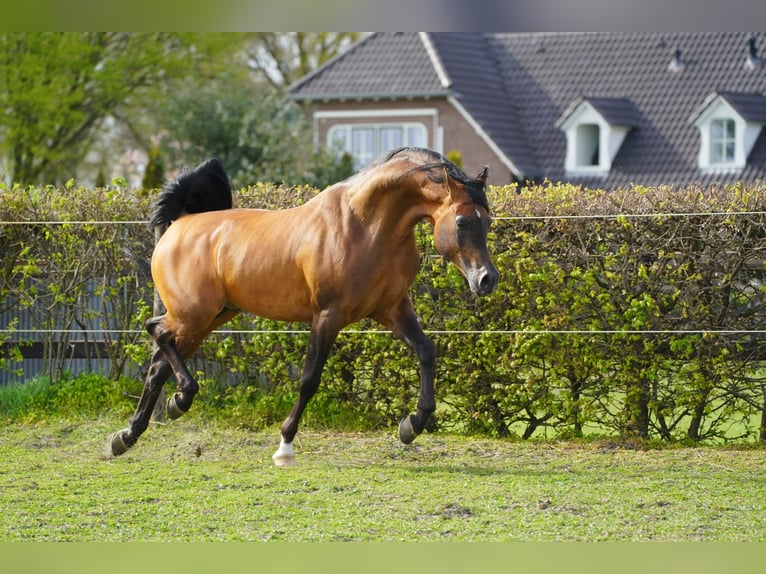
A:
288,32,766,189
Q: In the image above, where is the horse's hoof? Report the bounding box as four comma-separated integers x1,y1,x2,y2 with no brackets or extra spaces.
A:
110,429,132,457
272,454,297,467
166,394,187,420
398,415,418,445
272,438,296,467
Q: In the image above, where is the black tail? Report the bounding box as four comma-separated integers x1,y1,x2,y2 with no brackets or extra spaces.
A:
150,158,233,228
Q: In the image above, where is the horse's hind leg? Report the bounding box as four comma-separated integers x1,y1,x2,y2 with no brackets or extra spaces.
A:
148,309,240,420
145,315,200,420
110,309,238,457
110,346,172,456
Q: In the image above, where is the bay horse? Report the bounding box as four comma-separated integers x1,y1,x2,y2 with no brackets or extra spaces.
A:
110,147,498,465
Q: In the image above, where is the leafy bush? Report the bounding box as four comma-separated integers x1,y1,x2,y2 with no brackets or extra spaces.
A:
2,179,766,443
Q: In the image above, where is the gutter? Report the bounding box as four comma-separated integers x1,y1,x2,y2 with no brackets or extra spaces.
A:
287,90,453,102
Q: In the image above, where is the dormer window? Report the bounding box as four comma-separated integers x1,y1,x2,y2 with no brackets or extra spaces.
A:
576,124,600,167
710,118,736,164
691,92,766,173
556,97,640,177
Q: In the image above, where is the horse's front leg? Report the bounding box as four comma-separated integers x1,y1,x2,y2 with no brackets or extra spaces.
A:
272,309,340,466
379,298,436,445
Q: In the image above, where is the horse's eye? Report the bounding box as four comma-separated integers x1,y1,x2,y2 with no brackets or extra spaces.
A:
456,216,471,231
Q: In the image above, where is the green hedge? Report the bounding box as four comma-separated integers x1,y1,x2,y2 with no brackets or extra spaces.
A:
2,179,766,442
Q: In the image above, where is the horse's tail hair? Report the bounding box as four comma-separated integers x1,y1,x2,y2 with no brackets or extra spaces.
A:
150,158,233,229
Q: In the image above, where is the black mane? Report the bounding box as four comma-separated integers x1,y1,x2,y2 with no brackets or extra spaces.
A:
381,147,489,212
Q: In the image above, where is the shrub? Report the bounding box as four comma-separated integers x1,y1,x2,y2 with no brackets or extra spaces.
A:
2,179,766,442
0,372,142,421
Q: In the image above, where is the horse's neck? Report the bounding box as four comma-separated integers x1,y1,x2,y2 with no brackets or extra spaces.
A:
346,170,441,234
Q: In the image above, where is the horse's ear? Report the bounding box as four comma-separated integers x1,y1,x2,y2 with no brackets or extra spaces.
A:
475,166,489,185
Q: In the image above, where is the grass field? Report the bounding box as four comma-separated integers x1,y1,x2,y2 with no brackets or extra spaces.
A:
1,415,764,542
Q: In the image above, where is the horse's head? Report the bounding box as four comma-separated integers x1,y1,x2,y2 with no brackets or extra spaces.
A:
370,147,499,296
431,164,499,297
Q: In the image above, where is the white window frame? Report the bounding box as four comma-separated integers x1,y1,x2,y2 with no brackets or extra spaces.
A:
709,118,737,165
328,122,429,169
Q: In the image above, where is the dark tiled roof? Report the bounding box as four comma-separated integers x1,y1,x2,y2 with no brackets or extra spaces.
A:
287,32,448,99
586,97,643,127
720,92,766,122
556,96,643,128
427,33,539,177
490,32,766,188
290,32,766,189
690,91,766,124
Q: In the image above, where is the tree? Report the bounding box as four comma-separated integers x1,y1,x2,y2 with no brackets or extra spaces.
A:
0,33,246,185
156,70,354,189
0,33,358,188
245,33,362,89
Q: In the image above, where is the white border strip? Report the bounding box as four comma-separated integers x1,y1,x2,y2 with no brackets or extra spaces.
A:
314,109,438,120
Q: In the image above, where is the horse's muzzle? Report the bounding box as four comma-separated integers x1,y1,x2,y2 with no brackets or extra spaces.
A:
468,264,499,296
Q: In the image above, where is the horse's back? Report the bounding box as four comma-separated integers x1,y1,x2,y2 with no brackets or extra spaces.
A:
152,207,317,324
